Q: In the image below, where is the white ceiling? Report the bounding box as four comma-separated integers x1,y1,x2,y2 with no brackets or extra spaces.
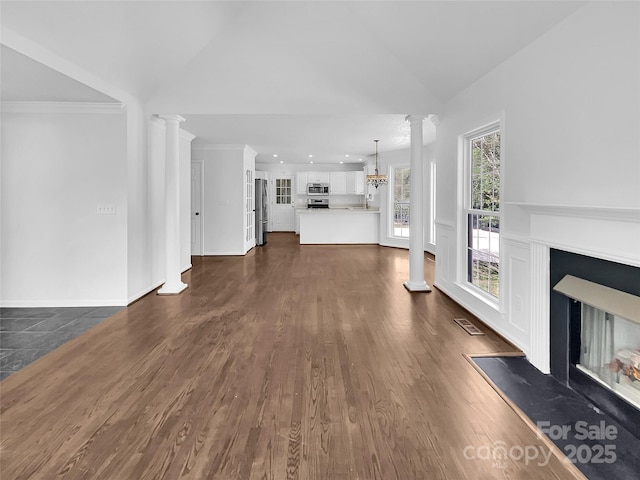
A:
0,0,586,164
1,46,117,103
183,114,436,164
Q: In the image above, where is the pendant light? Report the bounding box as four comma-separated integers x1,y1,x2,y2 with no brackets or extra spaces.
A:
366,139,388,188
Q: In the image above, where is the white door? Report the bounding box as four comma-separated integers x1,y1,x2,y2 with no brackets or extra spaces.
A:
271,176,294,231
191,161,202,255
245,169,255,250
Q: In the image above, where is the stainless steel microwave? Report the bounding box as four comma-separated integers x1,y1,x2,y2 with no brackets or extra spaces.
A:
307,183,329,195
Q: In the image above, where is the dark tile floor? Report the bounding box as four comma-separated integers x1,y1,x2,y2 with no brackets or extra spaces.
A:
473,356,640,480
0,306,123,380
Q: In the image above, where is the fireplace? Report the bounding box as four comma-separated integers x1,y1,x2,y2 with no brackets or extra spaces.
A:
550,248,640,439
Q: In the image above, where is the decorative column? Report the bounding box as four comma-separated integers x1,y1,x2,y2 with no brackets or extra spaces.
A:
404,115,431,292
157,114,188,295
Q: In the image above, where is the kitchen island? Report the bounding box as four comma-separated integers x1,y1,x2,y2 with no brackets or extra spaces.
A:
298,207,380,244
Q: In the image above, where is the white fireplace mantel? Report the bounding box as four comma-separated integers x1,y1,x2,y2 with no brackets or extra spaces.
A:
513,202,640,373
505,202,640,223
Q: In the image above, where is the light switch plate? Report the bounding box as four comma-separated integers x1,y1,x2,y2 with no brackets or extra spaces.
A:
97,204,116,215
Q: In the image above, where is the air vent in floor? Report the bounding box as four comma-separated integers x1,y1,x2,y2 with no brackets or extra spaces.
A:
454,317,484,336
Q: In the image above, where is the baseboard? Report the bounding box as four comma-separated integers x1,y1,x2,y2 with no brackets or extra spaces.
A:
127,282,164,305
0,299,127,307
127,265,192,304
2,265,195,308
202,251,246,256
379,239,409,249
433,281,523,353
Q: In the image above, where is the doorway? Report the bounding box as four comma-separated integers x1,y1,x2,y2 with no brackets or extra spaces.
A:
271,176,294,231
191,161,203,255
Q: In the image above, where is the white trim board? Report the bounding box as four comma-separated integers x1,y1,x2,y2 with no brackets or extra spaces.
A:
2,101,125,114
1,299,127,308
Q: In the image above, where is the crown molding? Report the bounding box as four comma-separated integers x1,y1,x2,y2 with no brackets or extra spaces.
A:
1,101,124,114
504,202,640,223
179,129,196,142
192,143,247,152
244,145,258,158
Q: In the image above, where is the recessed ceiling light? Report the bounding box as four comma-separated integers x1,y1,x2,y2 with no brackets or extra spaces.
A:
339,161,344,164
308,154,313,158
345,154,349,158
273,154,278,157
279,160,284,164
309,160,314,164
359,158,363,162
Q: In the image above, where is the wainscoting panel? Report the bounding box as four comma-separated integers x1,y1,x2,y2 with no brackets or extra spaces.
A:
503,237,531,353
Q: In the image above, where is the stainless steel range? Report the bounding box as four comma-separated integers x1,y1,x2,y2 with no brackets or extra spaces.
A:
307,198,329,208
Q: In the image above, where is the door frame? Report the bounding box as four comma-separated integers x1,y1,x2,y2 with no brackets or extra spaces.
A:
270,175,295,232
191,160,203,256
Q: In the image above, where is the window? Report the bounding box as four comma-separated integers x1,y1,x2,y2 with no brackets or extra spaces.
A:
466,127,500,298
275,178,291,204
392,166,410,238
429,160,436,245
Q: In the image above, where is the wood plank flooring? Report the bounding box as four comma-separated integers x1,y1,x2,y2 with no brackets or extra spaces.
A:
0,233,583,479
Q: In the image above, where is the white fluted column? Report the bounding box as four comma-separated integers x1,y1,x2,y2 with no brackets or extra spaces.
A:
157,114,188,295
404,115,431,292
529,242,550,373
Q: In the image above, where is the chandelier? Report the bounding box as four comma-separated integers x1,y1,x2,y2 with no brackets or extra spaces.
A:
365,139,388,188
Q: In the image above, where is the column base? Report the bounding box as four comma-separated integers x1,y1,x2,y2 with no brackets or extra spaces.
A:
403,281,432,292
157,282,188,295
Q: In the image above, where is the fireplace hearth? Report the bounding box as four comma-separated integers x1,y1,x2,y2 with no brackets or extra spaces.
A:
550,249,640,440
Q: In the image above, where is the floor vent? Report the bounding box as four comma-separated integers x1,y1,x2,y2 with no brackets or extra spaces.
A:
454,317,485,336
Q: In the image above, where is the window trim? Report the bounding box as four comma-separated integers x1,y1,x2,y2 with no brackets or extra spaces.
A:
275,178,292,205
429,160,436,246
388,164,411,239
459,118,504,306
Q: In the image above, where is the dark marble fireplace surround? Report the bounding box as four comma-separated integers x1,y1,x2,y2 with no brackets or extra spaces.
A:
550,249,640,440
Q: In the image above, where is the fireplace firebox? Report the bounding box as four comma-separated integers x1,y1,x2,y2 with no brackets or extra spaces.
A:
550,249,640,440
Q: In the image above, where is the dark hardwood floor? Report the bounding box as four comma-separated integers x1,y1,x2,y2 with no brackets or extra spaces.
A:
0,233,584,479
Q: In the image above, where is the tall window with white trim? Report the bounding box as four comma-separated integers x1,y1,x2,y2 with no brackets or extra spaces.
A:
429,160,436,245
391,166,410,238
466,127,500,298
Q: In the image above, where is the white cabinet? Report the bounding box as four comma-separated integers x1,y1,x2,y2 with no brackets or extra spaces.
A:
345,171,365,194
329,172,347,195
295,209,301,234
307,171,329,183
296,170,366,196
296,172,308,195
356,171,365,194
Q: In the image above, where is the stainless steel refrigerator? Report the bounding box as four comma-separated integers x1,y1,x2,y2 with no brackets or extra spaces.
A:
255,179,268,246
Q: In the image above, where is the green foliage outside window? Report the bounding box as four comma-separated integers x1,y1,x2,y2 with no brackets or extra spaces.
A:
468,129,500,298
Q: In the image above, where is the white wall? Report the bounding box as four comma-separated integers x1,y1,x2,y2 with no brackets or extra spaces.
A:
0,35,196,306
180,129,195,270
435,2,640,359
195,145,254,255
0,107,195,307
146,117,166,293
1,106,128,306
125,101,151,302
